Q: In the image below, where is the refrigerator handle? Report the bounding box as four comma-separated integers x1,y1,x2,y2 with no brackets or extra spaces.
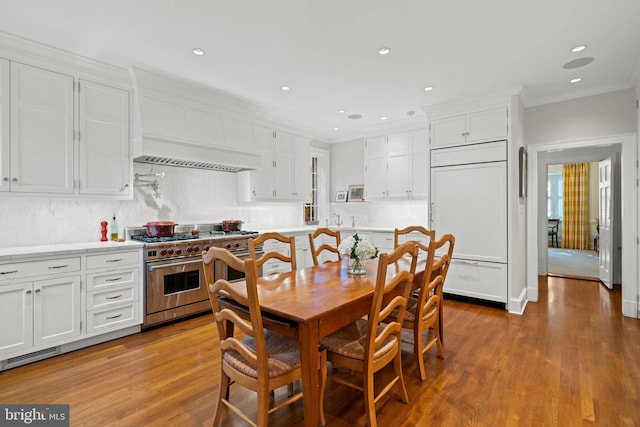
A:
430,202,435,227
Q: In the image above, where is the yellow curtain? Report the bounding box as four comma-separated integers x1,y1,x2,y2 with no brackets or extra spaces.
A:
562,163,589,249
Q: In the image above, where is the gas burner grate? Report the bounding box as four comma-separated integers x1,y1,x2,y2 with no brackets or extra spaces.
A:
131,234,200,243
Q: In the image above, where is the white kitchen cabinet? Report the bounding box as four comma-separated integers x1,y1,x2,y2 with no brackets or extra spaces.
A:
260,239,292,276
10,62,74,193
0,58,8,193
0,256,82,358
239,127,311,202
78,80,131,197
372,231,394,255
429,107,508,148
365,129,427,200
430,140,508,303
293,233,313,269
85,249,141,334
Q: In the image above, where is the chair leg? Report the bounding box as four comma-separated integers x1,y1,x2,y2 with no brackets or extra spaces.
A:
434,321,445,359
414,325,427,381
318,350,327,427
394,351,409,404
212,371,230,427
363,372,378,427
256,388,269,427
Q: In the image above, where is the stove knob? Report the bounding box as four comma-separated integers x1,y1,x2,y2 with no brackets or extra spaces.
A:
234,242,240,248
186,247,193,253
225,243,232,249
167,249,174,255
203,246,209,251
160,249,167,256
176,249,182,255
194,246,200,253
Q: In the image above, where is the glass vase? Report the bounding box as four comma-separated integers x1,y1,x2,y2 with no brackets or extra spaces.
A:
348,258,366,275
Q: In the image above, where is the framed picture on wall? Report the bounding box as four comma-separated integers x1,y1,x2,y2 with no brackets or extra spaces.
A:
519,147,528,198
348,185,365,202
335,191,348,202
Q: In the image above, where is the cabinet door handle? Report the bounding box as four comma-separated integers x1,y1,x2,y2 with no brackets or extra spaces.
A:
106,294,123,300
26,290,32,295
35,289,41,293
48,265,69,269
106,314,122,320
0,270,18,275
105,259,123,263
105,277,123,282
12,177,18,182
2,177,8,182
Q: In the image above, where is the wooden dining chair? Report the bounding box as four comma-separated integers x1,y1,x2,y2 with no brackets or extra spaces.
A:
249,232,297,273
393,225,435,257
203,246,326,427
308,227,341,266
548,219,559,248
430,233,455,345
320,242,418,427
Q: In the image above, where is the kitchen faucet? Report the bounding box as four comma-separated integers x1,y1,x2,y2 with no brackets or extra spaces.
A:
333,213,343,227
351,216,356,228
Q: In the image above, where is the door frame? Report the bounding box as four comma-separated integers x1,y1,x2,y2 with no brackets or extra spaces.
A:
526,133,638,318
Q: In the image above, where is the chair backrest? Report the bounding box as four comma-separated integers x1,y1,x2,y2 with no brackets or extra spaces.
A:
249,232,297,272
394,226,435,256
202,247,268,379
548,219,559,233
364,242,418,366
431,233,455,282
308,227,341,266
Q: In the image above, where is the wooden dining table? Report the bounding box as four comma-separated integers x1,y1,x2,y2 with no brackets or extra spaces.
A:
224,255,426,427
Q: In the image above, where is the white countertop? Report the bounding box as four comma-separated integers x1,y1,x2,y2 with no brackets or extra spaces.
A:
0,240,144,262
266,226,394,234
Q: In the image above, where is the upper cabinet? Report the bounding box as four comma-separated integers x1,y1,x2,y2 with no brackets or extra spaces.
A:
364,128,427,200
429,107,508,148
10,63,74,194
0,34,133,199
239,127,310,202
78,80,130,196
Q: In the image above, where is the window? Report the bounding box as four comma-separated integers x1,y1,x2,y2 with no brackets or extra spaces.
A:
547,172,562,218
304,156,319,224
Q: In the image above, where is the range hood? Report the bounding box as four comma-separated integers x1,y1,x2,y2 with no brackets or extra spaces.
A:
131,67,261,172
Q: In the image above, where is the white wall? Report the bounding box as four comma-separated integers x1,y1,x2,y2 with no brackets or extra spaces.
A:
525,89,637,145
0,162,305,248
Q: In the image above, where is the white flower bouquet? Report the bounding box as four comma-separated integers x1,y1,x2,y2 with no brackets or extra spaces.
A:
338,233,379,274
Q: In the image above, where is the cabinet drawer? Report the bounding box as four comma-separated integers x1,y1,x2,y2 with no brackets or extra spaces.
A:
0,257,81,281
372,233,394,251
444,259,507,303
86,268,138,291
294,234,309,249
87,284,137,310
86,251,139,270
431,140,507,167
87,304,137,333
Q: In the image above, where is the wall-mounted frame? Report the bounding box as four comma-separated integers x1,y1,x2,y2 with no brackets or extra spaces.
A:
348,185,365,202
519,146,528,198
335,191,347,203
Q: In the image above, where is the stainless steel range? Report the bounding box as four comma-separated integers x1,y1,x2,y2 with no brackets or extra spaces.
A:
125,223,263,328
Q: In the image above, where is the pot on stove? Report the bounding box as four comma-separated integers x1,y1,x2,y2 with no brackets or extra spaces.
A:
221,220,243,232
145,221,176,237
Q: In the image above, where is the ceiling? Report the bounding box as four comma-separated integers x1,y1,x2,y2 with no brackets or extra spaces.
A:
1,0,639,143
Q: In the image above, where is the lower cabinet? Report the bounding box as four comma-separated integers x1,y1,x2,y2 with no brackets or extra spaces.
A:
0,246,142,370
445,259,508,303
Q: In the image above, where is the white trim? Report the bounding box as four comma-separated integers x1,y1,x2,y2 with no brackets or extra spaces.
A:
508,287,528,315
526,133,638,318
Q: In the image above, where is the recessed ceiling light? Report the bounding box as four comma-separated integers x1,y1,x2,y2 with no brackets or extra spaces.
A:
192,48,205,56
423,86,433,91
280,85,291,91
563,57,594,69
378,47,391,55
338,109,345,114
334,127,339,131
570,77,582,83
380,116,388,120
347,114,362,120
571,45,587,53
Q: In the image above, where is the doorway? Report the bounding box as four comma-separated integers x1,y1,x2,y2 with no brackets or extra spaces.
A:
526,133,638,318
546,162,601,281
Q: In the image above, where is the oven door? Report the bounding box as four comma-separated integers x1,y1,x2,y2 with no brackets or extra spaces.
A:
146,257,209,315
215,249,263,282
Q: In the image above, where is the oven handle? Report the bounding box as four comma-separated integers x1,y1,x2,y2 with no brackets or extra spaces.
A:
147,259,203,271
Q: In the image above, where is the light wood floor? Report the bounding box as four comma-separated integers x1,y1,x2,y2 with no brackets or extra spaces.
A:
1,276,639,426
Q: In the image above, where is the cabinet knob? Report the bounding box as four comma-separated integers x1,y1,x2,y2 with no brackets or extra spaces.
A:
2,177,8,182
26,290,32,295
12,177,18,182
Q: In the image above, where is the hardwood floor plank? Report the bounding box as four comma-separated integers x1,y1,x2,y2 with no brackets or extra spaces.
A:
1,276,639,426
